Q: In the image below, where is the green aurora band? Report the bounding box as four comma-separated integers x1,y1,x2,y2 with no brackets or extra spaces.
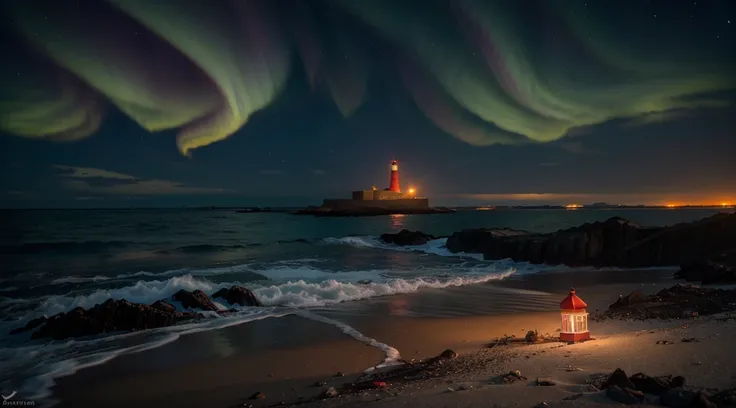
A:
0,0,733,156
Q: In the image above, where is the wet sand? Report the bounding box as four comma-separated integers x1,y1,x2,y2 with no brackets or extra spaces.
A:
51,268,680,408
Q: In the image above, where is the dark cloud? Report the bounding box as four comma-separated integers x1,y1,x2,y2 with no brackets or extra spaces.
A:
54,165,231,196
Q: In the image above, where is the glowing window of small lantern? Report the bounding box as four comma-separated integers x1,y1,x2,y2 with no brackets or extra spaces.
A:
559,288,590,343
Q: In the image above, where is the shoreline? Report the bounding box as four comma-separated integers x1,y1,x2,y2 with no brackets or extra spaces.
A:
48,268,686,408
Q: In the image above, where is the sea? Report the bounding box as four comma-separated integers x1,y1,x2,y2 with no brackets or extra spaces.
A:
0,208,727,402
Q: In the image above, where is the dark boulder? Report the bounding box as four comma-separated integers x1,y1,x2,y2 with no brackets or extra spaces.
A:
601,368,636,390
609,290,648,309
380,229,436,246
150,300,177,313
212,285,262,307
171,289,220,312
597,284,736,321
628,372,670,395
10,299,202,340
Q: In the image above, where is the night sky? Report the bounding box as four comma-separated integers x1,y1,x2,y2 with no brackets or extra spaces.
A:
1,0,734,208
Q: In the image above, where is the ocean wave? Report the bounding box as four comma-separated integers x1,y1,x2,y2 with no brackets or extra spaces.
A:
16,265,517,323
322,236,485,260
48,263,271,285
2,262,522,405
159,244,248,254
50,276,110,284
255,269,515,307
0,240,136,255
0,286,19,293
31,275,233,318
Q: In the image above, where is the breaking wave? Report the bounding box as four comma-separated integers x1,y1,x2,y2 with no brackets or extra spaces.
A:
23,265,517,321
2,263,518,405
322,236,485,260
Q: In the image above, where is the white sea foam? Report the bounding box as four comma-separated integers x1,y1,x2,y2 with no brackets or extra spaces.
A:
254,268,516,307
294,309,403,372
29,275,232,319
3,261,527,405
7,306,405,406
6,307,291,404
322,236,485,260
22,264,518,321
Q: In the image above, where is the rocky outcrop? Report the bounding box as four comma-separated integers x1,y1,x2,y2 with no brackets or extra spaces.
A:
609,290,648,309
485,217,655,266
294,206,455,217
380,229,436,246
445,213,736,269
172,289,220,312
445,228,528,254
212,286,262,307
10,286,262,340
617,212,736,267
596,284,736,321
12,299,203,340
592,368,730,408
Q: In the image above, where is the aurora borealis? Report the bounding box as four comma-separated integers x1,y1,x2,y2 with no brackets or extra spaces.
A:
2,0,733,155
0,0,734,207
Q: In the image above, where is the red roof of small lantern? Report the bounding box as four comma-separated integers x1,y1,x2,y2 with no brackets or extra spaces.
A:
560,288,587,310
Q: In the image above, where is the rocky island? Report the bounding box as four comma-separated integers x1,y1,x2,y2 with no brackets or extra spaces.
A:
295,160,455,217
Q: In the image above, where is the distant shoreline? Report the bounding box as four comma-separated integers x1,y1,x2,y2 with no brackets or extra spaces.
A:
0,205,732,211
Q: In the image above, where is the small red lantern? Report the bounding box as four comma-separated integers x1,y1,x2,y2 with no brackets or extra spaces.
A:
559,288,590,343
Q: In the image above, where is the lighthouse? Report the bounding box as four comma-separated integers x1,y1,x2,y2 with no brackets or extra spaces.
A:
389,160,400,192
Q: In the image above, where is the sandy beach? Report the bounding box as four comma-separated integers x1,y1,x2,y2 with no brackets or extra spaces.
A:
47,267,736,408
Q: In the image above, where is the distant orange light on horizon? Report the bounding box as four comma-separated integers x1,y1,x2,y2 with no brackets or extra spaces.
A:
665,200,732,208
456,193,736,207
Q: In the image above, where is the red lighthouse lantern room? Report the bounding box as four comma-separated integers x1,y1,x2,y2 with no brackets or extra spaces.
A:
559,288,590,343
